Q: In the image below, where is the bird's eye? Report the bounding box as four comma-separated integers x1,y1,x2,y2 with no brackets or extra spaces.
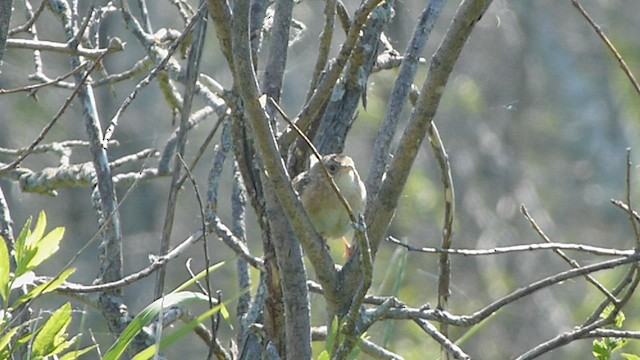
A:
327,163,338,173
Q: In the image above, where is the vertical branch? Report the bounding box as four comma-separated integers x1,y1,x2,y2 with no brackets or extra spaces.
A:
0,0,13,71
366,0,446,200
287,0,336,170
314,0,394,155
50,0,124,287
230,0,326,357
45,2,159,352
232,161,251,336
624,149,640,245
207,0,235,75
261,0,294,101
205,120,233,226
278,0,386,149
305,0,336,101
0,186,14,268
366,0,493,255
137,0,153,33
249,0,269,67
155,2,208,299
428,123,455,360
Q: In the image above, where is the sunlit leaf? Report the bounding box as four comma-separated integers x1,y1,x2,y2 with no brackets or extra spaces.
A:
614,311,626,328
14,269,75,307
14,217,33,277
103,291,213,360
58,345,98,360
32,303,73,357
0,327,21,353
14,216,32,263
171,261,225,293
27,211,47,248
0,236,10,303
326,316,339,354
219,303,232,330
592,338,609,360
622,354,640,360
131,303,227,360
26,226,64,270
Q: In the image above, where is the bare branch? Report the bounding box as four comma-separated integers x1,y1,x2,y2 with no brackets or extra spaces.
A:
571,0,640,98
5,38,119,58
386,236,633,257
521,205,619,303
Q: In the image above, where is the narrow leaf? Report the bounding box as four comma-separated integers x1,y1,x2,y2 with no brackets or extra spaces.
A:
622,354,640,360
32,303,72,357
14,269,75,307
103,291,212,360
171,261,225,293
58,345,98,360
27,212,47,247
0,327,21,352
0,237,10,302
14,216,32,263
131,303,226,360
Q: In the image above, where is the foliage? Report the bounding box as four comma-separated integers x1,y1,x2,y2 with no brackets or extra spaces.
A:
591,307,639,360
0,212,95,360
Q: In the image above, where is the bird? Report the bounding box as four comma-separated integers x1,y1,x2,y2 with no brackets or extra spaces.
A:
293,154,366,255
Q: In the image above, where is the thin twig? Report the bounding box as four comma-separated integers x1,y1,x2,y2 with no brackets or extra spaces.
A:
155,1,208,300
176,152,217,360
427,121,455,357
0,49,110,174
611,199,640,223
386,236,633,257
521,205,618,303
413,319,470,360
0,62,88,94
8,0,47,35
104,3,206,144
624,149,640,245
571,0,640,98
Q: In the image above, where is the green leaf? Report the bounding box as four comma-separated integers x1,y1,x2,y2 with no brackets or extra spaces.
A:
326,316,339,354
171,261,225,293
219,303,232,330
14,216,32,264
607,337,627,352
14,268,75,307
317,350,330,360
32,303,73,357
58,345,98,360
0,236,10,303
599,305,625,328
26,226,64,270
614,311,626,328
593,339,609,360
103,291,213,360
622,354,640,360
131,303,227,360
342,332,366,360
27,211,47,248
0,326,21,353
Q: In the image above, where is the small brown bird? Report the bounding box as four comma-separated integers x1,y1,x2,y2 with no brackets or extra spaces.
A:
293,154,366,253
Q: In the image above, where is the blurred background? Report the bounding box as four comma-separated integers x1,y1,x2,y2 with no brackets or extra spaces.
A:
2,0,640,358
